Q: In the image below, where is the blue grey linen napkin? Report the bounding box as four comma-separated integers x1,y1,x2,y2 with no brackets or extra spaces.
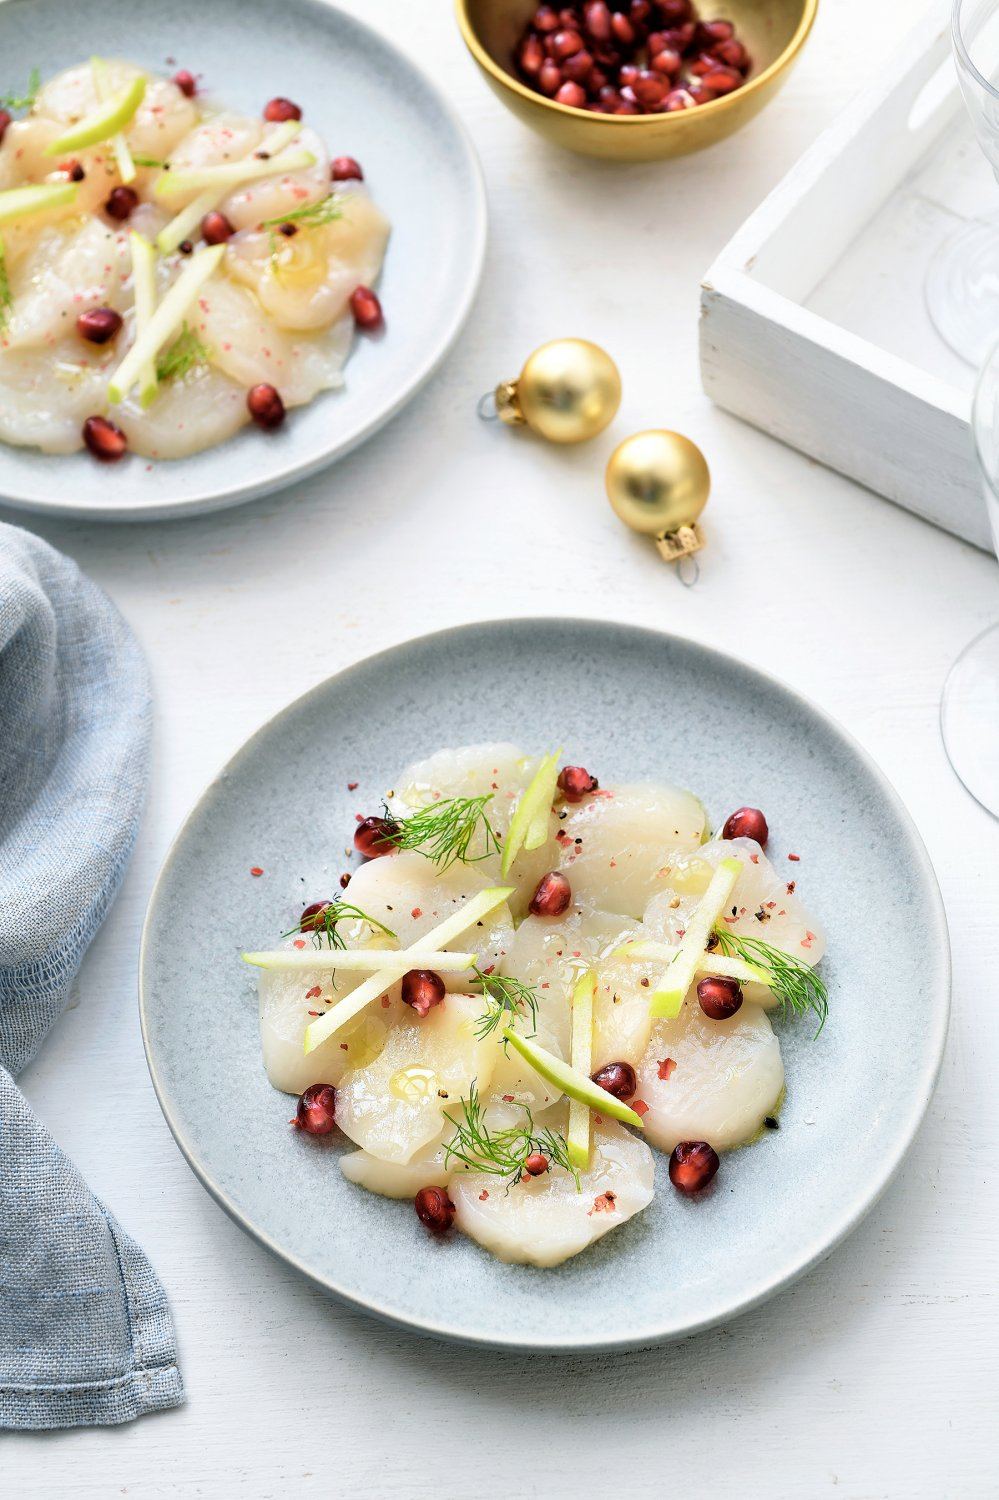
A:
0,522,183,1429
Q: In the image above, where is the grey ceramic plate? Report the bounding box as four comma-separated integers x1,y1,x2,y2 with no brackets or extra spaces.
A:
140,620,950,1350
0,0,485,521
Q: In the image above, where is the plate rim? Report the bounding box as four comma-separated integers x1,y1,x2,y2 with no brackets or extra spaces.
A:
139,617,951,1351
0,0,488,523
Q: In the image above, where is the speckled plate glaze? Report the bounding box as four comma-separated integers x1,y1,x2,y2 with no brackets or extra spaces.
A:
140,620,950,1351
0,0,485,521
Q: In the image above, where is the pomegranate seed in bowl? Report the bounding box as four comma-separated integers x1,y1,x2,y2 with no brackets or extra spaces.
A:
350,286,383,331
331,155,364,181
246,384,286,430
76,308,123,345
263,96,302,122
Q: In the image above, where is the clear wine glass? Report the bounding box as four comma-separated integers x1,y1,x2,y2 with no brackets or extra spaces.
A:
926,0,999,365
940,337,999,814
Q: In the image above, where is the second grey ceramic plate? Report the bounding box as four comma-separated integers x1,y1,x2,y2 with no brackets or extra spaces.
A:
0,0,485,521
141,620,950,1350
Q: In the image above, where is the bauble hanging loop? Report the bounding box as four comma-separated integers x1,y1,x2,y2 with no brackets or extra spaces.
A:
605,430,710,567
485,338,621,444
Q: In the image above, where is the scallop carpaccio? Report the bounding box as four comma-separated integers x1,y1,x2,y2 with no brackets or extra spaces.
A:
0,60,389,460
248,742,827,1267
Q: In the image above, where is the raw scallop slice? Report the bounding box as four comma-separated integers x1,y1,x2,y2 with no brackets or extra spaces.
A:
1,219,134,349
450,1114,654,1267
340,1133,451,1199
115,362,249,458
258,943,402,1095
161,110,264,186
591,945,662,1072
218,125,330,231
340,850,514,982
192,276,351,407
225,187,389,332
634,1000,784,1154
336,993,497,1163
34,62,198,162
387,741,560,914
556,783,707,918
645,837,825,966
0,344,110,453
501,907,639,1055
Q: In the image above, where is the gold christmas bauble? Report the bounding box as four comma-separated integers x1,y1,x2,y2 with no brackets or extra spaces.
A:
496,339,621,444
605,430,710,537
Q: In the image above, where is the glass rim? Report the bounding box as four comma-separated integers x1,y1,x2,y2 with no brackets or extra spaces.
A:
953,0,999,103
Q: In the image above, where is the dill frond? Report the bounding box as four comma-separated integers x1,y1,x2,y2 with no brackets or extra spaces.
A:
443,1082,579,1190
281,900,396,951
386,795,500,871
710,928,828,1033
1,68,40,112
260,193,344,231
155,322,211,383
471,968,539,1041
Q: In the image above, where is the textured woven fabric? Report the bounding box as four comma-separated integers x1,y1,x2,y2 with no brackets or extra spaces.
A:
0,523,184,1429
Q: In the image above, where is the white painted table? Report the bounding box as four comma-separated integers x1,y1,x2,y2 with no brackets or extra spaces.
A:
5,1,998,1494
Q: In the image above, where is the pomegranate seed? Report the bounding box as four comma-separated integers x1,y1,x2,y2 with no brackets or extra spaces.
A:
697,18,735,44
332,155,364,181
76,307,123,345
414,1185,455,1233
350,285,383,331
687,81,717,105
689,52,718,76
700,66,742,94
263,96,301,122
558,765,599,802
651,47,682,76
401,969,446,1018
721,806,769,847
353,815,398,858
591,1060,637,1101
697,975,743,1020
550,27,583,58
538,58,563,94
0,110,11,145
562,48,594,82
660,0,693,21
60,159,85,182
555,80,587,106
614,98,641,114
201,210,235,244
611,13,635,45
669,1140,720,1195
662,21,696,49
520,34,545,74
294,1083,337,1135
104,185,139,220
339,872,351,890
664,88,697,110
558,6,578,23
584,1,613,41
178,239,194,255
300,900,333,932
534,4,560,31
173,69,197,97
529,871,572,917
588,64,610,91
246,383,286,429
713,37,749,70
618,63,639,86
82,416,127,462
630,0,651,19
632,68,668,105
524,1152,550,1176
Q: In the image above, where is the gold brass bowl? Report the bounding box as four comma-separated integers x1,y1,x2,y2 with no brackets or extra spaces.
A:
456,0,818,161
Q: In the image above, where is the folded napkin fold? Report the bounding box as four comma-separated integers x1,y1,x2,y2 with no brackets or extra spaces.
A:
0,522,183,1430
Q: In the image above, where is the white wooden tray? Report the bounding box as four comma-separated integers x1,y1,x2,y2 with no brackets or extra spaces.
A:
700,1,994,552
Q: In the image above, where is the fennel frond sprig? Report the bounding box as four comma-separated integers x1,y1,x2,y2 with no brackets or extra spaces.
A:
443,1083,579,1191
281,900,396,951
0,241,12,335
156,322,211,383
260,193,344,231
471,968,539,1042
709,928,828,1034
385,795,500,871
1,68,40,112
